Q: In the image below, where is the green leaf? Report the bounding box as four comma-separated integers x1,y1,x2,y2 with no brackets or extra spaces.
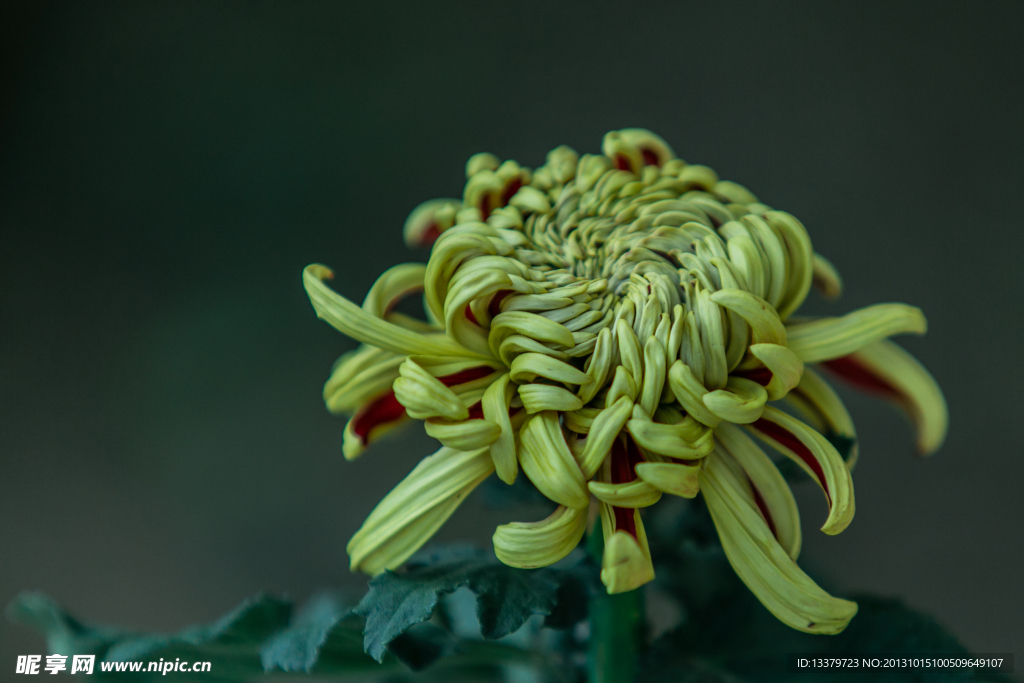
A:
355,546,563,662
7,591,290,682
258,591,385,675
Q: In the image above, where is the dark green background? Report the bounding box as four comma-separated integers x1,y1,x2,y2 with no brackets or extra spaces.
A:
2,0,1021,674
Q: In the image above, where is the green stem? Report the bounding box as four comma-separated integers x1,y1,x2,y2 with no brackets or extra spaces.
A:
586,529,644,683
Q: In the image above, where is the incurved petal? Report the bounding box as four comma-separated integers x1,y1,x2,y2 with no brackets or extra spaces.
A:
700,453,857,634
493,506,588,569
765,211,814,320
785,304,926,363
715,424,801,560
588,480,662,508
696,289,728,391
709,288,786,346
639,337,667,415
347,446,494,575
482,374,518,484
402,198,460,248
444,268,513,357
393,358,468,421
635,461,701,498
424,417,501,451
578,327,614,405
822,339,947,455
362,263,427,318
599,513,655,594
703,377,768,424
324,346,404,414
615,319,644,385
304,265,483,359
518,384,584,413
519,411,589,509
627,412,714,460
489,311,576,356
616,128,677,167
510,353,592,386
576,396,633,479
667,360,720,427
564,407,601,434
746,406,855,535
605,366,638,407
423,227,510,323
498,334,569,367
748,343,804,401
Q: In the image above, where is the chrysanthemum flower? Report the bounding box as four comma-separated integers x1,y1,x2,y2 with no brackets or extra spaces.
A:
304,129,947,635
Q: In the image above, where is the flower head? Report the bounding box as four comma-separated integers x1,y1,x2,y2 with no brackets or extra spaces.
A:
304,129,947,634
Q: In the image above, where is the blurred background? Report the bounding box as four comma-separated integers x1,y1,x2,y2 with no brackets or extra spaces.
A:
2,0,1022,676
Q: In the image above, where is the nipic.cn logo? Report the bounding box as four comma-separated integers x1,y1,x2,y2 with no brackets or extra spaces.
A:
16,655,211,675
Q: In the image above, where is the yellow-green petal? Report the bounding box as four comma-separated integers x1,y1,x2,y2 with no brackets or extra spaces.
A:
700,453,857,634
627,412,714,460
709,288,787,346
424,417,502,450
785,304,927,363
748,343,804,401
576,396,633,479
510,353,592,386
715,424,801,560
746,406,855,536
518,383,584,413
519,411,589,509
323,346,403,414
347,446,494,575
635,461,701,498
703,376,768,424
482,373,518,484
784,367,858,468
362,263,427,318
304,264,481,359
588,480,662,508
393,357,468,421
493,506,588,569
667,360,720,427
598,508,655,594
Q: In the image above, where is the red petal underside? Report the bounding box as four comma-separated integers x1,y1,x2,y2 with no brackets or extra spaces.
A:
737,366,774,387
822,355,900,400
752,418,831,504
609,438,644,538
501,178,523,205
479,193,493,220
639,147,660,167
352,391,406,444
440,366,495,387
488,290,511,319
465,290,513,327
419,223,441,247
748,477,779,540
